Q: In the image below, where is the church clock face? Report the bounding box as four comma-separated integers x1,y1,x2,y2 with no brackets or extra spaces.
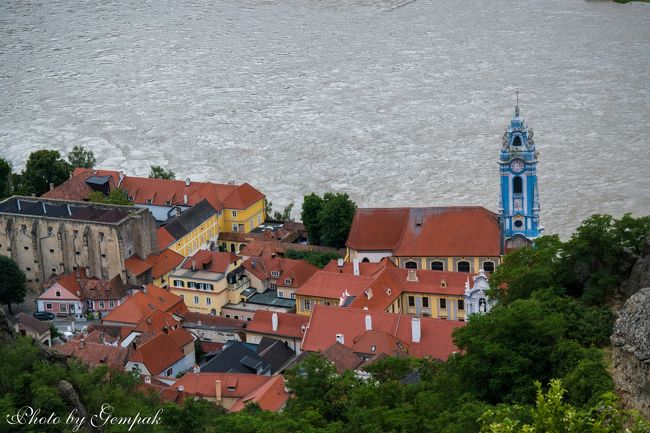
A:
510,159,524,173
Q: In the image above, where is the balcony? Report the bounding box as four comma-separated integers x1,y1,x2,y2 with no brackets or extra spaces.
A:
228,276,250,291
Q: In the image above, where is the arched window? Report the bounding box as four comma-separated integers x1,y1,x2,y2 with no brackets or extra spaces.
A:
513,136,522,146
210,309,217,316
457,261,470,273
483,261,495,273
362,257,370,263
513,176,523,194
404,261,418,269
430,261,444,271
230,243,235,253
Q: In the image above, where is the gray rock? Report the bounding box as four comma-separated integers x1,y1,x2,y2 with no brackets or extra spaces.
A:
611,287,650,418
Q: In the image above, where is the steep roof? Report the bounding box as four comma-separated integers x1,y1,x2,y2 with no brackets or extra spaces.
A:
41,269,129,302
57,336,130,370
246,311,309,339
161,200,217,241
182,250,240,274
128,327,194,375
242,257,317,288
146,249,184,279
295,271,374,300
102,284,186,326
346,207,501,257
15,312,50,335
321,342,364,373
302,305,464,360
125,255,153,277
46,168,265,211
173,372,289,411
201,341,270,375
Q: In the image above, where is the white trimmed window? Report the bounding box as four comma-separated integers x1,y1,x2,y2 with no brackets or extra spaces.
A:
194,296,199,304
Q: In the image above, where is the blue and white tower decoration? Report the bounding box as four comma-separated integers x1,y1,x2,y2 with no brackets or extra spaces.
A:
499,97,543,249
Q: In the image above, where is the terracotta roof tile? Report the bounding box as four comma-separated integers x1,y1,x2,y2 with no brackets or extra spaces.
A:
128,327,194,375
125,255,153,277
146,249,184,279
183,250,239,273
102,284,186,326
56,336,130,370
246,311,309,339
157,227,177,251
347,207,501,257
321,342,364,373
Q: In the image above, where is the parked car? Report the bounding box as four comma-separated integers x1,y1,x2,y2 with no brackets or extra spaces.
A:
33,311,55,321
60,331,74,342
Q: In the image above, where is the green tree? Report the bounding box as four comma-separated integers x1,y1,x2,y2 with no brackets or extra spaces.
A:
0,256,27,315
318,193,357,248
149,165,175,180
273,202,294,221
301,193,323,244
66,145,96,169
18,150,72,196
89,188,133,205
284,249,342,268
0,157,12,200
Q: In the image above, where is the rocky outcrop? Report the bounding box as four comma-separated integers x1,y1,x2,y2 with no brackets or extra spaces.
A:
619,239,650,299
0,308,15,346
611,287,650,418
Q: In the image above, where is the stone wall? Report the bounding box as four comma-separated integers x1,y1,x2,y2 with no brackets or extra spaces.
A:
611,287,650,419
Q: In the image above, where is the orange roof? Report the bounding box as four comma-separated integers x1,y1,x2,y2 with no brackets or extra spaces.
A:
128,327,194,375
102,284,186,326
276,260,318,289
146,249,184,279
322,260,384,276
183,250,239,273
173,372,288,412
246,311,309,339
42,169,119,201
295,271,374,300
302,305,464,360
125,255,153,277
157,227,176,251
321,342,364,373
221,183,265,210
56,336,130,370
347,207,501,257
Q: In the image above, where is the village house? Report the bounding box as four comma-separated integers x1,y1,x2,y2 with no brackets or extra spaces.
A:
168,250,244,316
56,330,130,370
101,284,187,327
301,305,465,361
168,372,289,412
36,268,129,318
346,206,501,273
181,311,245,345
14,313,52,347
156,199,220,257
124,325,196,378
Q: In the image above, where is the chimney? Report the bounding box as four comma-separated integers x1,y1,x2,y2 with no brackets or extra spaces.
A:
353,258,360,276
364,314,372,331
191,258,196,271
193,364,200,374
99,332,105,344
411,317,421,343
49,183,54,191
163,326,169,334
177,385,185,393
407,269,418,282
185,178,190,187
335,333,344,345
337,258,344,273
144,375,151,384
197,320,201,327
215,380,222,403
183,194,188,205
271,312,278,332
79,339,85,349
142,285,148,294
118,171,124,187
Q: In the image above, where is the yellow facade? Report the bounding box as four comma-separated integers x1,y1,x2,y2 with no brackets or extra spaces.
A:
393,256,500,274
167,213,221,257
168,262,244,315
295,295,339,316
400,293,465,321
222,199,266,234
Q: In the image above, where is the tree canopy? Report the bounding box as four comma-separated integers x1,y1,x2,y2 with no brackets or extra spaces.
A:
0,157,12,200
16,150,72,197
149,165,175,180
301,192,356,248
0,256,26,314
88,188,133,206
66,145,96,169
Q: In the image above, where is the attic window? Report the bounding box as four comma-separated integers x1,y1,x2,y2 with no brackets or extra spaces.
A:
271,271,280,278
56,291,61,297
146,199,153,204
370,345,376,352
415,216,423,226
440,280,447,288
165,201,172,205
128,196,134,201
284,278,292,285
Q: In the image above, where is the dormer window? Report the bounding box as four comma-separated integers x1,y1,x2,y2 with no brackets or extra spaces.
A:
146,199,153,204
55,291,61,297
440,280,447,288
271,271,280,278
513,136,522,146
165,201,172,205
284,278,292,285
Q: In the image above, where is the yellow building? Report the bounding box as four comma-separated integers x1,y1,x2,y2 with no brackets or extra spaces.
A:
168,251,249,315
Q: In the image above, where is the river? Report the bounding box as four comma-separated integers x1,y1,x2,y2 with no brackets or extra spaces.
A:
1,0,649,238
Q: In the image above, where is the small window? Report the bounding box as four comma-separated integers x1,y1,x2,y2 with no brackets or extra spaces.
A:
404,261,418,269
55,290,60,297
24,246,29,250
430,261,444,271
26,267,31,271
166,368,173,376
284,278,292,285
75,251,80,255
146,199,153,204
304,299,311,311
514,220,524,228
439,299,447,309
458,300,465,310
49,249,54,253
483,261,495,273
232,211,237,218
278,292,284,298
60,304,67,312
422,297,429,308
513,136,522,146
99,301,105,308
408,296,415,307
225,314,230,318
290,293,295,299
247,317,252,321
270,283,277,290
109,300,115,308
457,261,470,273
194,296,199,304
174,280,185,287
271,271,280,278
234,315,239,320
206,297,211,305
513,176,523,194
46,303,52,310
232,224,238,232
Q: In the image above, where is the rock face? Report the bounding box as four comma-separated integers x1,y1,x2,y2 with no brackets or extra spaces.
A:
620,239,650,299
611,287,650,418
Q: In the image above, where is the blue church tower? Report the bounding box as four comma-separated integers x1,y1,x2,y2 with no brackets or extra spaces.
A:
499,102,543,249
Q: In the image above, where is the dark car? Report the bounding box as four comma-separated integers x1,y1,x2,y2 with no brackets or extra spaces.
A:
32,311,55,321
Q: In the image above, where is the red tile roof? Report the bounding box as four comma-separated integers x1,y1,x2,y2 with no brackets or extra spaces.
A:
295,271,374,300
182,312,246,330
102,284,187,326
146,249,184,279
347,207,501,257
47,169,265,212
183,250,239,273
241,257,316,287
57,336,130,370
321,342,364,373
45,269,129,302
128,327,194,375
157,227,177,251
125,255,153,277
172,372,288,412
246,311,310,339
302,305,464,360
